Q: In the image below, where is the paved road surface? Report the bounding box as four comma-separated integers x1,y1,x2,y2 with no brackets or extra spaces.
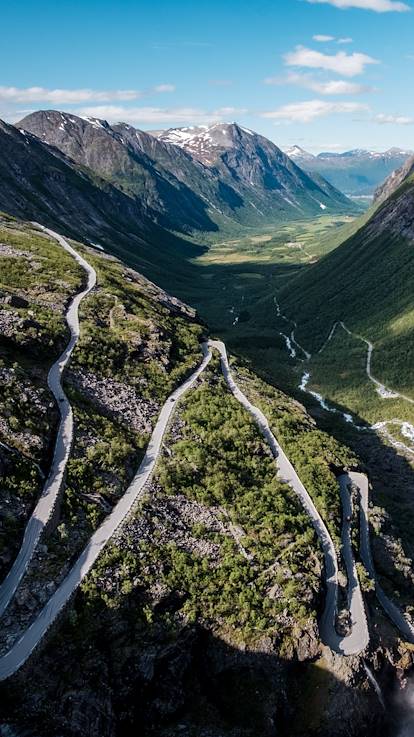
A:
0,226,96,619
210,340,369,656
6,330,413,677
338,475,369,651
0,343,212,680
341,471,414,644
0,335,371,680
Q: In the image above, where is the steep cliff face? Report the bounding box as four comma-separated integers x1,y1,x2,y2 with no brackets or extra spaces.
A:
18,111,222,234
374,155,414,204
19,112,356,233
0,617,391,737
156,122,355,219
0,118,207,289
370,174,414,239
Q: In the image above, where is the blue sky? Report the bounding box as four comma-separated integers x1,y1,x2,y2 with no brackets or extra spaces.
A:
2,0,414,152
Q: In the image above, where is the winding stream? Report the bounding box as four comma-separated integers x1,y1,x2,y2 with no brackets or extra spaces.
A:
1,240,413,680
296,319,414,456
275,303,414,642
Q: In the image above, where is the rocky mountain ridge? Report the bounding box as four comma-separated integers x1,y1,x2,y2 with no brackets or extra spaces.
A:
286,145,413,197
374,153,414,204
154,121,353,215
19,113,355,229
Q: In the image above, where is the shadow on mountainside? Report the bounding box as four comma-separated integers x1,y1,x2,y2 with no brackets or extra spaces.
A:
175,257,414,617
285,390,414,620
0,587,391,737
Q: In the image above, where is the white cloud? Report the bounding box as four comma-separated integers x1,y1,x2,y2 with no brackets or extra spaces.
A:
261,99,369,123
306,0,410,11
214,106,248,116
284,45,379,76
0,84,177,105
75,105,247,125
309,78,371,94
375,113,414,124
0,86,142,104
152,84,176,93
265,71,372,95
312,35,354,43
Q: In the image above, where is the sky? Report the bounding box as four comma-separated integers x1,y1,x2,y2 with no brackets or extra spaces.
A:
1,0,414,153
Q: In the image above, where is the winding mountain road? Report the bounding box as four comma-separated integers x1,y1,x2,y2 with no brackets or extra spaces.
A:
5,270,411,680
0,343,212,681
1,235,412,680
339,323,414,404
277,303,414,642
0,330,371,680
0,225,96,619
341,471,414,644
211,340,369,656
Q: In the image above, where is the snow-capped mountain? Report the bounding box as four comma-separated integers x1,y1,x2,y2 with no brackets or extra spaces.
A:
285,145,316,162
155,122,257,166
17,113,355,233
287,145,413,196
153,122,354,216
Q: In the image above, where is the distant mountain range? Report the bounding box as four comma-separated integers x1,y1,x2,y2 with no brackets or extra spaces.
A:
0,112,357,292
18,113,355,230
286,145,413,197
0,117,201,288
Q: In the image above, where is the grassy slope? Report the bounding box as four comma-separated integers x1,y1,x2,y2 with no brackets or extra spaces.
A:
0,350,366,737
0,216,373,737
0,215,203,581
279,196,414,404
270,186,414,614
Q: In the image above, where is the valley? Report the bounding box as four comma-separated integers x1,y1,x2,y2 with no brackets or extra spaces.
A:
3,0,414,729
0,215,382,736
1,109,414,737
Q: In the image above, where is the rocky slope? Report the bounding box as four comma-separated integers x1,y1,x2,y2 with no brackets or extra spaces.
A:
17,111,226,235
374,154,414,204
0,214,202,583
155,122,355,219
0,215,402,737
20,113,356,230
287,146,412,197
0,112,356,302
0,117,206,290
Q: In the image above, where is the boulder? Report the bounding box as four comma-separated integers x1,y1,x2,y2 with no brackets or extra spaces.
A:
4,294,28,308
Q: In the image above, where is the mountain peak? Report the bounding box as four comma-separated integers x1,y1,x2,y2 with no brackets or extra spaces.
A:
155,121,260,165
13,109,355,233
285,145,315,161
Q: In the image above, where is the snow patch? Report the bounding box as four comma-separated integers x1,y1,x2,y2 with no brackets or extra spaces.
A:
239,125,254,136
83,117,106,130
